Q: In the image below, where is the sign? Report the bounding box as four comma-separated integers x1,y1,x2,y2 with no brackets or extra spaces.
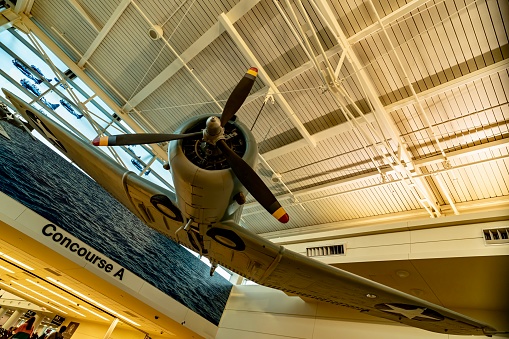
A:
41,224,126,281
63,322,79,339
50,315,65,326
23,310,36,318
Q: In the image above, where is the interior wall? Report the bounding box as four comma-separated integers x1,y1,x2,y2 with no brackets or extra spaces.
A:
217,285,506,339
40,317,167,339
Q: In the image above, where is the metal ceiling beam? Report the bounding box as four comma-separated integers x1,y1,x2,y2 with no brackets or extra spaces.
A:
218,12,315,147
308,0,441,216
246,0,434,106
261,59,509,160
262,115,376,160
385,59,509,113
23,0,34,15
19,15,168,160
245,137,509,210
77,0,131,68
13,0,30,14
122,0,262,112
243,148,509,213
347,0,434,45
67,0,100,32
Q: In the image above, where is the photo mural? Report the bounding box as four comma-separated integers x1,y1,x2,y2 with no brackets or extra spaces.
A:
0,120,232,325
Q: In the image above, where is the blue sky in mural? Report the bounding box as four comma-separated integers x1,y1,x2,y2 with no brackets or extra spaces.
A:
0,29,174,189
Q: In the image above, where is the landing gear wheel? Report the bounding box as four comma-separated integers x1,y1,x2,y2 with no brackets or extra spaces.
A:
206,228,245,251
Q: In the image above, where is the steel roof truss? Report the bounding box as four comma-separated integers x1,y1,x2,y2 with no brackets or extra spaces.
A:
77,0,131,68
218,12,316,147
310,0,443,217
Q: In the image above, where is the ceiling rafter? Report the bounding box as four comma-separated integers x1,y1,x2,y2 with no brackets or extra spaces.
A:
218,12,315,147
67,0,101,32
246,0,436,107
262,59,508,160
281,0,441,217
121,0,263,112
243,145,509,215
77,0,131,68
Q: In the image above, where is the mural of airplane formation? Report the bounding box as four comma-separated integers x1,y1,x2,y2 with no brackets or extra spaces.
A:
13,59,82,119
1,67,500,336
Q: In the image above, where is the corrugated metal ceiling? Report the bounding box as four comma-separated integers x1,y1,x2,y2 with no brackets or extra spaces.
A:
24,0,509,235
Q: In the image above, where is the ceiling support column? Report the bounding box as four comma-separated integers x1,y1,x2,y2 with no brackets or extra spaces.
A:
102,318,119,339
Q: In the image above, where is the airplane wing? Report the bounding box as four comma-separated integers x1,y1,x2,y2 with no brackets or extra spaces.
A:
3,90,187,246
207,220,497,336
4,90,497,336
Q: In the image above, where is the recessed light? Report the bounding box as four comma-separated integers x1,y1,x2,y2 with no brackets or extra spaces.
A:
1,253,34,270
0,265,15,273
47,277,140,326
396,270,410,278
148,25,164,40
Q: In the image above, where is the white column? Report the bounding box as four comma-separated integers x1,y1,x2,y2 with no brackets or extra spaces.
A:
229,273,244,285
102,318,119,339
0,307,9,324
2,309,22,329
33,313,43,334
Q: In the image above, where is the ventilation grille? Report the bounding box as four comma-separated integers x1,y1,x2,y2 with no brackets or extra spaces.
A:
483,228,509,244
44,267,62,276
306,244,345,257
21,271,36,278
124,310,138,318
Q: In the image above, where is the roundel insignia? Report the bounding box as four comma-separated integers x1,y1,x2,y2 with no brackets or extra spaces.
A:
375,303,444,321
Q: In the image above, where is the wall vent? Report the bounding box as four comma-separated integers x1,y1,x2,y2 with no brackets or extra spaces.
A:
21,271,36,278
306,244,345,257
483,227,509,244
124,310,139,318
44,267,62,276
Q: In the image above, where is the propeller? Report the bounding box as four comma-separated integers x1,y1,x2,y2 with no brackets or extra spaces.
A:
92,131,202,146
217,139,289,223
220,67,258,127
92,67,289,223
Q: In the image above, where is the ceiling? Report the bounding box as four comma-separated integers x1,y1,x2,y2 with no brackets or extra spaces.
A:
2,0,508,235
0,0,508,337
12,0,509,236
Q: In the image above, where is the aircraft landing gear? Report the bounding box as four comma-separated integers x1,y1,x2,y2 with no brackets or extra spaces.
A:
210,261,218,276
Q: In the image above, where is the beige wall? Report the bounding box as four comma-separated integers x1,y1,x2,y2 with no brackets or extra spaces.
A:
217,285,506,339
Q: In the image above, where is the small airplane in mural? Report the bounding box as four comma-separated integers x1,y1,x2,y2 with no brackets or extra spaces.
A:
20,78,60,110
59,99,83,119
2,68,498,336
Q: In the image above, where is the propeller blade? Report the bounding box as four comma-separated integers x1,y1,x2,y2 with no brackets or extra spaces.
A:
92,131,202,146
217,139,289,223
220,67,258,127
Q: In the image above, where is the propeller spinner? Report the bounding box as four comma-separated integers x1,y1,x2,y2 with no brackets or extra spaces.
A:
92,67,289,223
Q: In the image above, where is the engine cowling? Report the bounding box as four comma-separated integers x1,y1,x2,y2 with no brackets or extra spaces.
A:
168,115,258,225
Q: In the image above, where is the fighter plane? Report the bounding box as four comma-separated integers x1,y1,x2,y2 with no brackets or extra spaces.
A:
2,68,499,336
